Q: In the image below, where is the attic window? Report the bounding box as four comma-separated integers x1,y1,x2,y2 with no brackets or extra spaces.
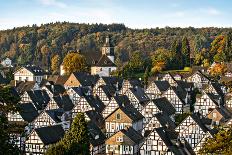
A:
104,60,108,64
116,136,123,142
116,113,121,120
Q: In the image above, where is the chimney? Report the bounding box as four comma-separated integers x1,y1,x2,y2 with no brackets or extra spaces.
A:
14,80,17,87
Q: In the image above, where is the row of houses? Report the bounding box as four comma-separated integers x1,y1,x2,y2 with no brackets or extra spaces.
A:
1,64,230,154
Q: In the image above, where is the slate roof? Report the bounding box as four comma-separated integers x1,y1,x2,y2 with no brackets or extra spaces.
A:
23,65,44,76
72,72,98,87
190,113,212,132
152,97,176,115
113,95,131,107
88,121,106,147
85,110,105,128
25,90,49,110
153,80,170,92
83,95,105,113
120,127,143,144
19,103,39,123
43,84,66,96
94,54,116,67
154,127,195,155
98,85,116,99
154,112,176,129
45,109,64,123
107,103,144,122
35,125,65,145
129,86,150,105
53,95,74,111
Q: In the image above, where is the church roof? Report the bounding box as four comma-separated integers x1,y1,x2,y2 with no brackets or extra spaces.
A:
94,54,116,67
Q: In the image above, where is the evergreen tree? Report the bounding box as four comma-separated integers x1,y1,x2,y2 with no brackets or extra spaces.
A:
181,36,191,67
47,113,90,155
171,39,182,69
143,67,149,87
225,31,232,61
0,86,20,155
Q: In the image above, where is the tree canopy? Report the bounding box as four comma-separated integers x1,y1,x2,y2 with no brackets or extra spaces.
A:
62,52,87,75
200,127,232,155
46,112,90,155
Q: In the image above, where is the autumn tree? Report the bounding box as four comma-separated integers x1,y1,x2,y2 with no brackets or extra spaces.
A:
210,35,226,62
208,62,227,77
151,48,174,73
200,127,232,155
63,52,87,75
51,54,60,74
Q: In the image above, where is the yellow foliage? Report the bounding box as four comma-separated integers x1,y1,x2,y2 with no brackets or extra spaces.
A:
63,52,87,75
209,63,227,76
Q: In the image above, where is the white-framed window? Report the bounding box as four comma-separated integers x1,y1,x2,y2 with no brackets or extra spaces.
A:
213,112,217,119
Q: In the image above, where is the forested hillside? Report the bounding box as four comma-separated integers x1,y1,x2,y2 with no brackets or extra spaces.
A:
0,22,232,72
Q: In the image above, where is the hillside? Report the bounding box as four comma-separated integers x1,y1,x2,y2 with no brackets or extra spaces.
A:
0,22,231,71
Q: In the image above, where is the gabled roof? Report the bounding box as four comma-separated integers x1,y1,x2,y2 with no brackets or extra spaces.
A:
17,65,45,76
19,103,39,123
82,95,105,113
154,112,176,129
85,110,104,128
53,95,74,111
94,54,116,67
45,109,64,123
43,84,65,96
88,121,106,147
129,86,150,104
98,85,116,99
209,107,232,120
152,97,176,115
35,125,64,145
72,72,98,87
113,95,131,107
153,80,170,92
120,127,143,144
106,103,144,122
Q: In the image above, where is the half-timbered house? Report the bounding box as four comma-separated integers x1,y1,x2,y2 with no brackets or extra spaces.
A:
145,81,170,99
125,86,150,111
175,113,212,149
140,127,195,155
88,122,106,155
25,125,64,155
105,127,144,155
102,95,131,118
105,103,144,137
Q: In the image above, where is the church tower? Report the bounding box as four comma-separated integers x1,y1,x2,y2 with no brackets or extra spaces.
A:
102,36,115,63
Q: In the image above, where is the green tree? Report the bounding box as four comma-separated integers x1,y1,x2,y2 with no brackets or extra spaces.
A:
181,36,191,67
200,127,232,155
63,52,87,75
128,51,144,72
51,54,60,74
225,31,232,61
46,113,90,155
143,67,149,86
0,86,20,155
